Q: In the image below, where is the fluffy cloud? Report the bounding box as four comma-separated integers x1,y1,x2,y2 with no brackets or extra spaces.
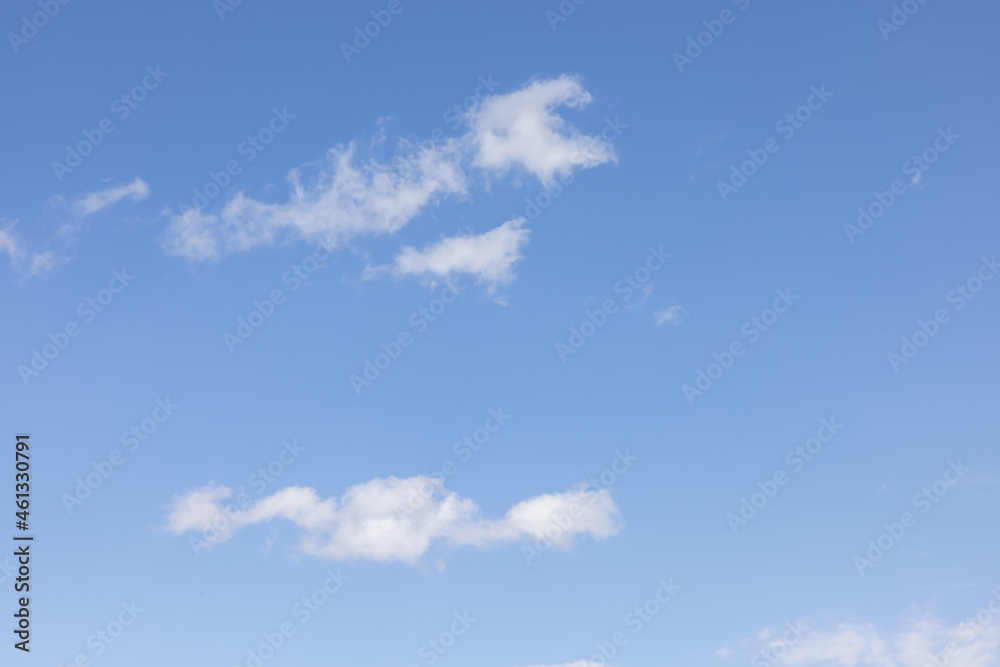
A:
166,475,621,563
466,75,617,184
161,76,615,272
725,614,999,667
391,217,530,290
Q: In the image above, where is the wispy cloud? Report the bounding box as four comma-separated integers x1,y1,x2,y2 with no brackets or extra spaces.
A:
72,177,150,218
161,136,467,262
721,614,999,667
2,178,150,279
624,283,654,311
160,75,616,293
166,475,621,564
0,223,55,278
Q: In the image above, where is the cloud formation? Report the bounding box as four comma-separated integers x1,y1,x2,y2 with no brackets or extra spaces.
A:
2,179,150,279
161,75,615,274
161,138,467,262
391,217,530,291
724,613,999,667
166,475,621,564
73,177,150,218
466,75,617,184
0,224,55,279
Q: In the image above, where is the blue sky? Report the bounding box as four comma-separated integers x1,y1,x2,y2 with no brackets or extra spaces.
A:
3,0,999,665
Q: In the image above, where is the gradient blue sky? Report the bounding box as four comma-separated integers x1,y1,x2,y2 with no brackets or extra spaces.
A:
3,0,999,666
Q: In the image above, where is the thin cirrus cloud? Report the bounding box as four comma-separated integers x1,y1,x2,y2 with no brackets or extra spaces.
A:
160,75,617,287
0,224,54,279
1,178,149,279
719,616,998,666
165,474,621,564
71,176,150,219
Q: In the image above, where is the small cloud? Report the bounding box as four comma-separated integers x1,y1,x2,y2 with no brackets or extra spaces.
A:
389,217,530,294
715,646,735,661
624,283,654,311
73,177,150,218
723,614,999,667
2,178,149,280
26,251,56,276
0,223,59,279
0,224,21,258
160,75,615,265
655,304,687,326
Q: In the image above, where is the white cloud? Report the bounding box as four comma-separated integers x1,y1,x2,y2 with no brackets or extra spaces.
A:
515,662,611,667
465,75,617,184
158,208,222,262
166,475,621,564
0,225,21,259
655,304,687,326
162,138,467,262
391,217,530,291
74,177,150,218
26,251,56,276
728,615,998,667
160,75,616,275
